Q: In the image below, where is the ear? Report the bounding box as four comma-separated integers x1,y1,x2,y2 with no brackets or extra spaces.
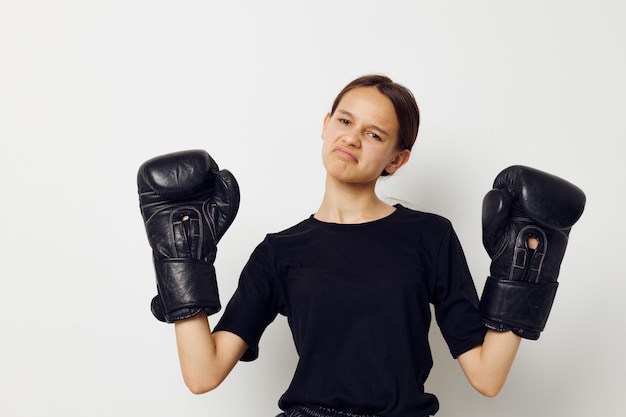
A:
321,112,331,140
385,149,411,174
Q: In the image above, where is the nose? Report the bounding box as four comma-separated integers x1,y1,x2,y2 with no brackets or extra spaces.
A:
342,129,360,147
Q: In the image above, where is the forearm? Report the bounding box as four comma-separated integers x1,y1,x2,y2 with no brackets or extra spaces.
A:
174,313,246,394
458,329,521,397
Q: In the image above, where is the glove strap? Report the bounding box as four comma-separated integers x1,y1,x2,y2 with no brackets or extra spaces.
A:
152,258,221,323
479,276,558,340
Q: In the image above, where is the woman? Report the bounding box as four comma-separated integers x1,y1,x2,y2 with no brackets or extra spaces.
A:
138,75,551,417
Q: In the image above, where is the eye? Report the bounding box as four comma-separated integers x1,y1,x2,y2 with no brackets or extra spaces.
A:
368,132,382,141
338,118,350,125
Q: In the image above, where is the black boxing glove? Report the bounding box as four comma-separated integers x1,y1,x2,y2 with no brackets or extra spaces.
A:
137,150,240,323
480,165,585,339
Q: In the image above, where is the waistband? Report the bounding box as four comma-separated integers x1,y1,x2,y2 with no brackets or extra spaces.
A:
279,404,379,417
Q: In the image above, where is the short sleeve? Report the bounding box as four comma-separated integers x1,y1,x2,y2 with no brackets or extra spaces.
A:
432,226,487,358
214,238,280,361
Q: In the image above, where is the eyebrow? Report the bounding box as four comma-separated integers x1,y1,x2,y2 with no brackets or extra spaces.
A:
336,109,391,138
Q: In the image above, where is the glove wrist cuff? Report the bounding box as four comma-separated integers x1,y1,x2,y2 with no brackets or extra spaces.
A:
479,276,558,340
152,258,221,323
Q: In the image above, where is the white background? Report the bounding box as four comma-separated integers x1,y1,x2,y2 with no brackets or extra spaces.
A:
1,1,624,416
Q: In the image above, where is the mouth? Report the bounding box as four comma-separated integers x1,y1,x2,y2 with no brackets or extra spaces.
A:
333,147,357,162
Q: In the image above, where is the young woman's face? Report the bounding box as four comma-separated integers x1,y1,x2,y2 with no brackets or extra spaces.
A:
321,86,410,185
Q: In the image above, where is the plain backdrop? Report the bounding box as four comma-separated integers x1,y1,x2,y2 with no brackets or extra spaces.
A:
1,1,624,416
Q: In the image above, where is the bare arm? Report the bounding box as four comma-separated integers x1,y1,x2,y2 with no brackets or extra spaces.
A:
457,330,521,397
457,236,537,397
174,313,249,394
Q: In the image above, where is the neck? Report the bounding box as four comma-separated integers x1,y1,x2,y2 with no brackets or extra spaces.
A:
314,174,395,224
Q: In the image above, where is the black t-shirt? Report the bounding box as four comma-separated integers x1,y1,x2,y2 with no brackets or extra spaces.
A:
214,205,486,417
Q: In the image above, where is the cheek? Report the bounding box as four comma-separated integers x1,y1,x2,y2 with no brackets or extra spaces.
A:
321,136,331,151
376,150,400,168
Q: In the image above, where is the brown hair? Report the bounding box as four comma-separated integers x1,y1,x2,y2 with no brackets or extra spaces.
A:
330,74,420,152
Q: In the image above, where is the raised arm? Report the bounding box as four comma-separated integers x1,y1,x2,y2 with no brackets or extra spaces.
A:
137,149,244,393
460,165,586,396
457,329,521,397
175,314,248,393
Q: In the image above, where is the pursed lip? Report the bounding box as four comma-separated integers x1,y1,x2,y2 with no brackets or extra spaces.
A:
333,146,358,162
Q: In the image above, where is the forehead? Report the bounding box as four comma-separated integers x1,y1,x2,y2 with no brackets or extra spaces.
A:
336,87,399,132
